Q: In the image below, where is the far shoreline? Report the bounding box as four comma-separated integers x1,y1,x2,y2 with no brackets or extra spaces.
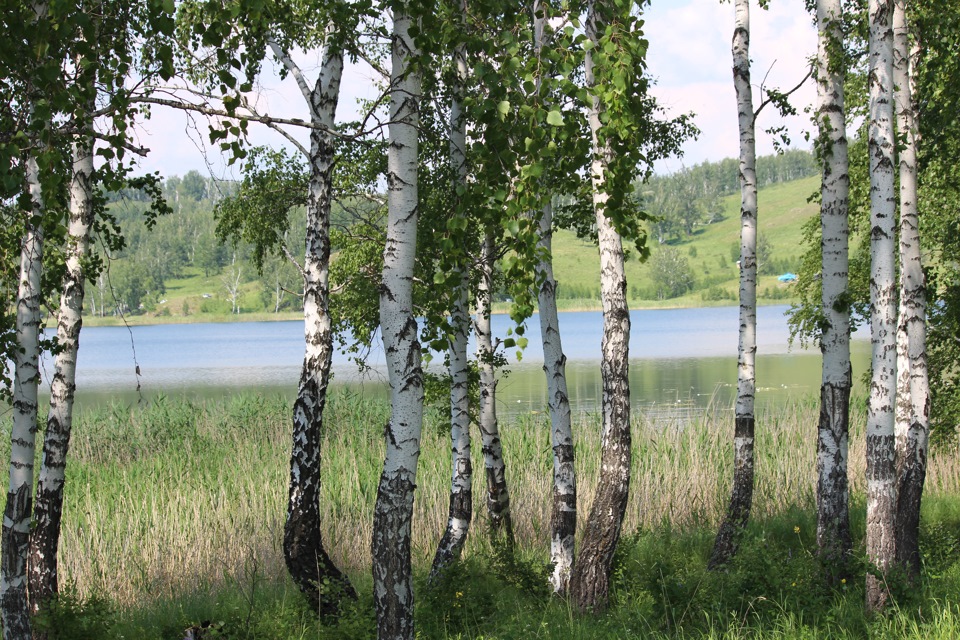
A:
71,298,799,330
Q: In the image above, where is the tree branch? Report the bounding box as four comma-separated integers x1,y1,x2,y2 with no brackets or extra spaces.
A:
754,63,813,119
282,245,307,280
132,95,357,140
268,36,315,106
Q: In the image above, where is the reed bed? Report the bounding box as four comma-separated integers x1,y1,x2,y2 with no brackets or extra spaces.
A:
9,390,958,610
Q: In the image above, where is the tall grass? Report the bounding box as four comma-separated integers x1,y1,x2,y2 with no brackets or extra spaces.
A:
5,390,960,638
18,390,955,610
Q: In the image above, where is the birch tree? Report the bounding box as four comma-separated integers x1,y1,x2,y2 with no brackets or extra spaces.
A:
569,0,634,613
274,27,358,612
371,4,423,637
180,1,379,612
865,0,898,613
430,0,473,577
892,0,929,581
532,0,576,596
475,230,515,548
27,107,95,621
2,156,46,640
710,0,810,568
813,0,853,581
709,0,759,569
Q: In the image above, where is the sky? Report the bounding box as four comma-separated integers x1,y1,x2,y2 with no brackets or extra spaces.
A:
133,0,818,180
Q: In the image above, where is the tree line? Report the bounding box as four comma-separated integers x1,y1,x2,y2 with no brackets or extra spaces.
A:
99,147,816,317
0,1,957,639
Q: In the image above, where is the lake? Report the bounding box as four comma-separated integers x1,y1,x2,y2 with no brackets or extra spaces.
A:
42,305,869,417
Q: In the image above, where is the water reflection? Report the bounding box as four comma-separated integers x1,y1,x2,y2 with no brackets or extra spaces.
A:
40,306,868,417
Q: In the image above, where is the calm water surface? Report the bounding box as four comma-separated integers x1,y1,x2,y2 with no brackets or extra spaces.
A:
45,305,869,416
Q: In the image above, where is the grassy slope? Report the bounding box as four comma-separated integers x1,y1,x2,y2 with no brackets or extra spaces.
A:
549,175,819,310
84,176,819,325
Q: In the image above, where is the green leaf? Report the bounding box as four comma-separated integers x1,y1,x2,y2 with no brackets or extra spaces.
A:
546,110,564,126
497,100,510,119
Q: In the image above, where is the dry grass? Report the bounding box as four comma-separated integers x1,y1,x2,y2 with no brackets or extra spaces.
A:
34,391,960,608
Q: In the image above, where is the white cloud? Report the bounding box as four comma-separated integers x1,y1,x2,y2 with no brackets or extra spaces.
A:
645,0,818,172
134,3,818,179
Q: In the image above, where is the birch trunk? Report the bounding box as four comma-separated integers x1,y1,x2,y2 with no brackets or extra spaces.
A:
710,0,757,569
430,32,472,576
866,0,898,614
372,9,423,639
28,129,94,618
537,201,575,595
1,157,44,640
532,0,575,596
475,230,514,549
281,36,356,615
814,0,853,581
568,0,631,613
893,0,928,581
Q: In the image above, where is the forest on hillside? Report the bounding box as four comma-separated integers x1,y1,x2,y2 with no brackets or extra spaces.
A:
99,148,817,317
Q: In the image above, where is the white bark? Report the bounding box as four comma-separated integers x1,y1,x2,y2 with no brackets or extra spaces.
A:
430,27,472,577
2,156,44,640
893,0,928,579
372,9,423,639
29,129,94,613
710,0,757,569
282,29,355,614
538,201,575,595
866,0,898,614
814,0,853,577
532,0,575,596
475,230,514,546
569,0,631,613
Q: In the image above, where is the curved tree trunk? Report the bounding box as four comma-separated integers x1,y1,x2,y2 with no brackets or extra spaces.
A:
814,0,853,583
1,157,44,640
893,0,928,582
282,35,356,615
372,8,423,639
28,124,94,620
532,0,575,597
475,230,514,549
866,0,898,614
710,0,757,569
568,0,631,614
431,34,473,576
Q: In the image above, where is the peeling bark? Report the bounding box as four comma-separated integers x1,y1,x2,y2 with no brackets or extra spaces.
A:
814,0,853,582
2,156,44,640
475,231,514,549
28,125,95,619
430,38,472,575
710,0,757,569
866,0,898,614
372,9,423,639
568,0,631,613
281,32,356,615
893,0,928,582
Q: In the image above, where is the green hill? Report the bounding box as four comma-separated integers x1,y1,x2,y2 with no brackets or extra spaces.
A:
85,175,820,326
547,175,819,311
